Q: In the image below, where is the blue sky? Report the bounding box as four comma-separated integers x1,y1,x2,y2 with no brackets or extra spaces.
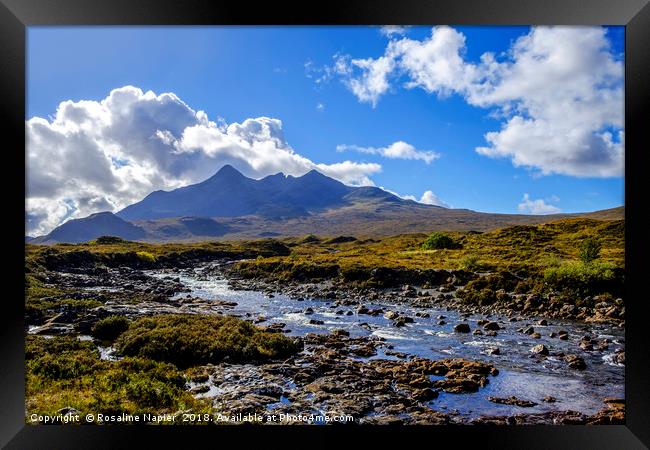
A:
26,26,624,234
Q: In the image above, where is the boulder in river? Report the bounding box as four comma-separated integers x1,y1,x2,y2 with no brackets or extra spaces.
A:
454,323,471,333
565,354,587,370
530,344,549,356
488,396,538,407
483,321,501,331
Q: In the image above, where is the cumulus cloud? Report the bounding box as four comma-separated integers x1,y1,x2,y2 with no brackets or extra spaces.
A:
382,188,448,207
419,190,448,207
322,26,624,178
26,86,381,235
337,141,440,164
517,193,561,215
380,26,410,37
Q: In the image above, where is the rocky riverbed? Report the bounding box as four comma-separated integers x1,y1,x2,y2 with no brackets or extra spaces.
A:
26,260,625,425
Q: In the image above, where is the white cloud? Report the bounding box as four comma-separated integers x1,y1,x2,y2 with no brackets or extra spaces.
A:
337,141,440,164
324,26,624,178
26,86,381,235
382,187,448,207
419,190,448,207
517,193,561,215
379,26,410,37
316,102,325,111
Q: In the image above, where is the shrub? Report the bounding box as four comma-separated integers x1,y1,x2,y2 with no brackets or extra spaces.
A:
460,254,481,271
136,251,157,263
26,335,99,380
544,261,621,298
92,315,130,342
115,314,302,368
422,232,457,250
579,238,601,264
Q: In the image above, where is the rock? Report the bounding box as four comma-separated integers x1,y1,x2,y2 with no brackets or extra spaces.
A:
304,307,314,315
542,396,557,403
190,384,210,394
438,320,446,325
309,319,324,325
487,347,500,356
565,354,587,370
614,351,625,365
488,396,537,407
538,319,548,326
483,321,501,331
485,331,497,337
331,329,349,337
454,323,471,333
415,312,430,318
531,333,541,339
412,388,439,402
531,344,549,356
522,326,535,335
384,311,399,320
473,329,483,335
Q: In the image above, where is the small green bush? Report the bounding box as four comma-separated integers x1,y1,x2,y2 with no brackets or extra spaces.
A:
579,237,602,264
544,261,620,297
92,315,130,342
136,251,156,263
460,254,481,271
115,314,302,368
422,232,457,250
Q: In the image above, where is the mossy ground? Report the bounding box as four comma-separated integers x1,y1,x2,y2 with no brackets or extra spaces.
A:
233,218,624,283
115,314,302,368
25,335,211,418
25,313,302,419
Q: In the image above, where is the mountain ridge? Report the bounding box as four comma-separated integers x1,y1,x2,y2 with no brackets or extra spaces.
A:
29,166,625,244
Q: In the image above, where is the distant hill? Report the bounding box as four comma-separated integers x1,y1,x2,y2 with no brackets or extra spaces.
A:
28,166,624,244
30,212,146,244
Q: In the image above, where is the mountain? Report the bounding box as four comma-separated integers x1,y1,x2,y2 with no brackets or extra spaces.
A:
28,166,624,244
30,212,146,244
116,165,409,221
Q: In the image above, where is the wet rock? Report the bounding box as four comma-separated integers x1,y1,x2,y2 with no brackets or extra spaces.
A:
384,311,399,320
614,351,625,365
488,396,537,407
530,344,549,356
564,354,587,370
485,331,497,337
483,321,501,331
522,326,535,335
309,319,324,325
538,319,548,326
586,398,625,424
454,323,471,333
542,396,557,403
412,388,439,401
331,329,349,337
486,347,500,356
531,332,541,339
473,329,483,336
438,320,446,325
190,384,210,394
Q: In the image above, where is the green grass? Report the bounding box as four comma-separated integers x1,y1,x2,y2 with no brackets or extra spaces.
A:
232,218,624,280
25,335,211,417
115,314,302,369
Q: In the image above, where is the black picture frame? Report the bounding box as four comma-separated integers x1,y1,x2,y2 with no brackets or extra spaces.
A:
2,0,648,448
